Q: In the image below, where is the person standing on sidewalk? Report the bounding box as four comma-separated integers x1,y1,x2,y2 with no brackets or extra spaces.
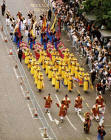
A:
1,0,6,16
97,126,106,140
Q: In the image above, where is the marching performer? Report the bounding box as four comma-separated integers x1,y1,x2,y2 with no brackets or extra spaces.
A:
52,68,57,87
84,112,91,133
44,94,52,113
34,67,41,85
78,68,84,87
96,94,105,115
74,94,82,113
62,95,71,112
68,74,73,92
91,103,99,121
83,73,90,93
96,94,104,106
37,73,44,92
56,101,67,123
55,73,61,92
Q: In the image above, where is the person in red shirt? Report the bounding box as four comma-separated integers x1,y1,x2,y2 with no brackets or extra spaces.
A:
62,94,71,113
74,94,82,113
44,94,52,113
56,101,67,123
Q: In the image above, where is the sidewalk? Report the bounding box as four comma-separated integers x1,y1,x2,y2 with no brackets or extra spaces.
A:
0,35,41,140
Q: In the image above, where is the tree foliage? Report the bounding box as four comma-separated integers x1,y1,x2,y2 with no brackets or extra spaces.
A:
81,0,111,29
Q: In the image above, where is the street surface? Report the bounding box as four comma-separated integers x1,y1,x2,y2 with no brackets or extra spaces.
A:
0,0,111,140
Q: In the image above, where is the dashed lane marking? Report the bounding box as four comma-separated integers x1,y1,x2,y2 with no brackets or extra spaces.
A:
13,67,18,79
86,137,90,140
82,97,85,101
77,90,81,94
0,31,4,40
86,103,90,108
47,112,54,122
55,94,77,131
20,85,25,97
27,104,34,119
77,112,85,122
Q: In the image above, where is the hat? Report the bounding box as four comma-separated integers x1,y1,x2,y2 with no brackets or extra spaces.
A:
40,73,43,76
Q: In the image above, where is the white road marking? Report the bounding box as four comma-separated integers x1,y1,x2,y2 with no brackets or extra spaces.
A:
77,112,85,122
55,94,77,131
47,112,54,122
13,67,18,79
0,31,4,40
27,104,34,119
54,119,59,125
20,86,25,97
86,137,90,140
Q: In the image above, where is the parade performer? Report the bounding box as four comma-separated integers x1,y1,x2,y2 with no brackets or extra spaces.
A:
83,73,90,93
55,73,61,92
64,69,69,86
68,74,73,92
34,67,41,85
56,101,67,123
78,68,84,86
48,63,53,80
92,104,99,121
84,112,91,133
62,95,71,112
74,63,79,79
74,94,82,113
96,94,105,115
37,73,44,92
96,94,104,106
44,94,52,113
52,68,57,87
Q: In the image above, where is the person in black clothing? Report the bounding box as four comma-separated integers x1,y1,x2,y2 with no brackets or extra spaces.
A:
18,48,23,62
90,69,96,85
97,126,106,140
48,8,52,21
96,82,103,94
1,0,6,16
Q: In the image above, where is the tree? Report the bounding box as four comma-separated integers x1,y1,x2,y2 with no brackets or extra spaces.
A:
81,0,111,29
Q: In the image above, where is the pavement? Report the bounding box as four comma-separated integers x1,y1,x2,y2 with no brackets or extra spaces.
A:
0,0,111,140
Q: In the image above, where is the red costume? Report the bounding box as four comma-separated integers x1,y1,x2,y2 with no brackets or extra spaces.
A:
92,104,99,120
84,112,91,133
44,95,52,109
62,95,71,108
74,96,82,109
96,95,104,106
56,103,67,117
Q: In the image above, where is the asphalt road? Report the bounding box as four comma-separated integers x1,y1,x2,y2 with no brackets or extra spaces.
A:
0,0,111,140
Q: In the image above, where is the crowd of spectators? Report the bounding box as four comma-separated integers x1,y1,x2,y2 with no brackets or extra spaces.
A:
51,0,111,93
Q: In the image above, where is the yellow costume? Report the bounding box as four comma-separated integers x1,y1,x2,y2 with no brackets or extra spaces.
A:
37,73,44,92
68,74,73,92
55,74,61,92
83,73,90,92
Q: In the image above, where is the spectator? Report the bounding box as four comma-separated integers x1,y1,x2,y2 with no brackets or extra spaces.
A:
1,0,6,16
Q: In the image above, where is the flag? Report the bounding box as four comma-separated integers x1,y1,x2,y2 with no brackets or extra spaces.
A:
51,16,56,32
42,16,47,31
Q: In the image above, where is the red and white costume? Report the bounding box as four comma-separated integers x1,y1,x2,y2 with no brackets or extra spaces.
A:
74,96,82,112
62,96,71,111
56,103,67,122
96,95,105,114
44,95,52,112
92,104,99,121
